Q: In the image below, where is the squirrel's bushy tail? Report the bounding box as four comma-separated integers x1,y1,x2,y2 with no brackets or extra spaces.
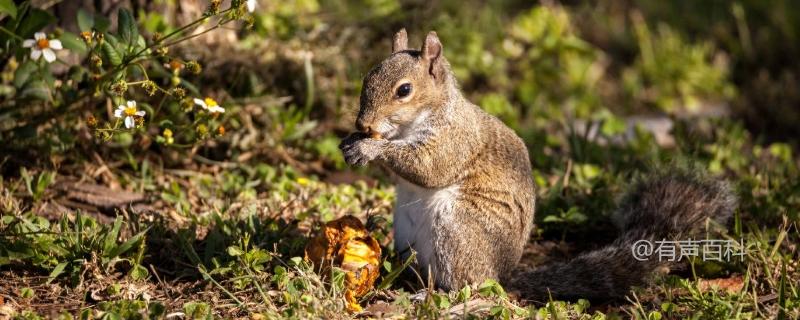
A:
512,170,737,302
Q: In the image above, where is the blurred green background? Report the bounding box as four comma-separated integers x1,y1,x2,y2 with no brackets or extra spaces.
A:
2,0,800,161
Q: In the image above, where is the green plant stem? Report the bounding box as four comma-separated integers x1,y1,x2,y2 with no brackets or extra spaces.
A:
0,26,23,41
159,24,224,48
133,63,149,80
198,265,248,311
124,8,233,66
243,262,276,309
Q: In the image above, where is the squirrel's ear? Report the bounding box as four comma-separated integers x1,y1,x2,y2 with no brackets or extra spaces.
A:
392,28,408,53
421,31,444,80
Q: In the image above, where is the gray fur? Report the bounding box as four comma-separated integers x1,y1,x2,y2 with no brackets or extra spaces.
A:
509,170,736,302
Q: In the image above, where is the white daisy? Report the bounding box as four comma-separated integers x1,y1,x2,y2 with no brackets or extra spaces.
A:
22,32,63,63
247,0,257,12
114,100,146,129
194,97,225,114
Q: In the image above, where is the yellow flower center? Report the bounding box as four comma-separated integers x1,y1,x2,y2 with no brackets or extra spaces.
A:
37,38,50,49
124,107,138,116
204,97,218,107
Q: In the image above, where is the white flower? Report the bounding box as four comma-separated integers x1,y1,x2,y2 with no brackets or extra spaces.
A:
194,97,225,114
22,32,63,63
247,0,257,12
114,100,146,129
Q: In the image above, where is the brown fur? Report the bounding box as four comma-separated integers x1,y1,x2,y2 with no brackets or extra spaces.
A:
340,30,736,301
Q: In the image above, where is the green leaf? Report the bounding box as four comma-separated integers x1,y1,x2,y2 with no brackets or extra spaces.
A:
129,264,149,280
104,32,121,49
94,14,111,32
227,246,244,257
102,40,122,66
457,285,471,302
377,251,415,290
59,31,87,55
136,34,146,50
0,0,17,20
183,301,212,319
19,80,50,101
16,9,55,38
13,60,37,88
34,171,54,199
382,260,392,272
477,279,507,298
117,8,138,50
76,9,93,31
106,229,147,259
19,287,34,299
542,215,563,223
148,302,166,318
104,312,122,320
68,65,87,83
601,114,627,136
47,261,68,283
79,309,92,320
433,294,450,309
649,311,663,320
103,216,123,254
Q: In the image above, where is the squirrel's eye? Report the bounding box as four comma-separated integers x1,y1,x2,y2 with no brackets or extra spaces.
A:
395,83,412,99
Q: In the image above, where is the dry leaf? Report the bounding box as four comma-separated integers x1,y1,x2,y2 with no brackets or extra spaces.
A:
697,275,745,294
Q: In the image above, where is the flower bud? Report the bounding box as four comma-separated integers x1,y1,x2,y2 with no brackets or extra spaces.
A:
90,55,103,69
109,80,128,96
80,31,93,44
142,80,158,96
86,115,98,127
208,0,222,15
196,123,208,136
155,46,169,57
7,57,18,71
170,87,186,99
162,128,174,144
185,61,202,74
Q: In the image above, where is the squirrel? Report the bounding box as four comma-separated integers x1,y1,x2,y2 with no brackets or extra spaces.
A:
339,29,737,302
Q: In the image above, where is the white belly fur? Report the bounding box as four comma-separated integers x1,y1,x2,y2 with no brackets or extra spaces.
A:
393,178,460,277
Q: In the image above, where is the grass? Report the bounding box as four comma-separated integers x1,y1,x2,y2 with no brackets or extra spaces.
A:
0,116,798,319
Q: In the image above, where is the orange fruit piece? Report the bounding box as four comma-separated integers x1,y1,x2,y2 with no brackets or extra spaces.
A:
304,216,381,312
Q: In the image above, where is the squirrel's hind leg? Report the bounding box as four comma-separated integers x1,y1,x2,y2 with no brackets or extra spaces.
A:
428,197,528,291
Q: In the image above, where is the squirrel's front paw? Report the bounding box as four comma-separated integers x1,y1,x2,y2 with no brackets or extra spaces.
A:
340,133,386,166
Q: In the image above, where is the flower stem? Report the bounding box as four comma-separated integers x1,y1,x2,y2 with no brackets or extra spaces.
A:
125,8,234,65
159,23,225,48
0,26,23,41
